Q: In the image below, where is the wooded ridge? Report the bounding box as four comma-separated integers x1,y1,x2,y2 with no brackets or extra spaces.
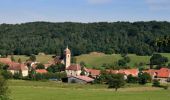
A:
0,21,170,56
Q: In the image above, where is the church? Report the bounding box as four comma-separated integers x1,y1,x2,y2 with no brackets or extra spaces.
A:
63,47,95,83
64,46,82,76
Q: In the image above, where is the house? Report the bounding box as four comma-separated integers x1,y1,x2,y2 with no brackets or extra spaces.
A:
107,69,138,76
143,69,159,79
106,69,139,79
144,68,170,83
0,58,12,65
0,57,29,77
36,69,48,74
84,68,100,78
8,62,28,77
66,64,82,76
68,75,94,84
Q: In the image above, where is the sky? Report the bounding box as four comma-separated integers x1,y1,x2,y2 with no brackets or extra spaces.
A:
0,0,170,24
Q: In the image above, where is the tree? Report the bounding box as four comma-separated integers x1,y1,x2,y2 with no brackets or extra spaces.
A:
80,61,86,67
138,72,151,85
1,71,13,79
47,63,65,73
0,75,10,100
29,54,36,62
150,54,168,68
123,56,131,63
118,59,127,67
108,74,125,91
127,74,138,83
36,63,45,69
18,58,22,63
10,55,15,62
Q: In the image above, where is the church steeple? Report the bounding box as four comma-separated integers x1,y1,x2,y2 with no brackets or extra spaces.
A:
64,46,71,68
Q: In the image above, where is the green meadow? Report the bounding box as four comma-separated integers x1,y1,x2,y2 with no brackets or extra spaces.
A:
76,53,170,68
13,55,54,64
13,53,170,68
9,80,170,100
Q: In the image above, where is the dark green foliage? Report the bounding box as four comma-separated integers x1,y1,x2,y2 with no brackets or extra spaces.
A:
1,71,13,79
150,54,168,68
0,21,170,56
10,55,15,62
29,54,36,62
108,74,126,91
34,72,66,81
13,71,23,79
123,56,131,63
0,75,10,100
118,56,131,67
18,58,22,63
80,61,86,67
127,74,138,83
152,79,160,87
138,72,151,85
80,70,86,76
118,59,127,66
47,63,65,73
36,63,45,69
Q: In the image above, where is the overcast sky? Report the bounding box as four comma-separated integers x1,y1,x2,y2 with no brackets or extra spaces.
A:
0,0,170,24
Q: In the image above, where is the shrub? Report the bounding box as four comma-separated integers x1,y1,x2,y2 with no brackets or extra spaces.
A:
152,79,160,87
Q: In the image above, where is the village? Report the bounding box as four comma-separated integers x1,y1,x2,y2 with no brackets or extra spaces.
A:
0,46,170,85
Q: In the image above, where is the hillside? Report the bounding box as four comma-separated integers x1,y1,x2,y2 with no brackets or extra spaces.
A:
1,21,170,56
76,53,170,68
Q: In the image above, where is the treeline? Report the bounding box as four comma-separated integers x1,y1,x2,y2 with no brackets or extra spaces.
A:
0,21,170,56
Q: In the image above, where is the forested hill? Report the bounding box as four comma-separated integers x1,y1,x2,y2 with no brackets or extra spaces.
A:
0,21,170,56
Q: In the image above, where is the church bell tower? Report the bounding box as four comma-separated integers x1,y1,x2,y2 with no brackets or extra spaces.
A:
64,46,71,68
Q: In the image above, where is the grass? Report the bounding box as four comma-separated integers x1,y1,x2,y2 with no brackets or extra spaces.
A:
8,80,170,100
13,55,54,64
13,53,170,68
76,53,170,68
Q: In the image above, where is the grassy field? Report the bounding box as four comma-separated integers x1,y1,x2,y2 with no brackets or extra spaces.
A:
76,53,170,68
8,80,170,100
13,53,170,68
13,55,54,64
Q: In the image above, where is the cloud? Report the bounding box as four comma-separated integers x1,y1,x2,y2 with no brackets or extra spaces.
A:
86,0,112,4
146,0,170,11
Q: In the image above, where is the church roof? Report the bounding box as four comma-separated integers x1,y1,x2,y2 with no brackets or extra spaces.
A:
64,46,71,54
66,64,81,71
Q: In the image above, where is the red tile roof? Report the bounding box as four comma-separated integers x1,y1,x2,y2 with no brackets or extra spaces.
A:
157,68,170,78
66,64,81,71
36,69,48,74
107,69,139,76
143,69,159,76
0,58,12,65
69,76,94,82
8,62,28,71
144,68,170,78
84,68,100,76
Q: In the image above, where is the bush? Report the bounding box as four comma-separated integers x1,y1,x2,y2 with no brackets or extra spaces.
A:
152,79,160,87
127,74,138,83
138,72,151,85
1,71,13,79
36,63,45,69
0,75,10,100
